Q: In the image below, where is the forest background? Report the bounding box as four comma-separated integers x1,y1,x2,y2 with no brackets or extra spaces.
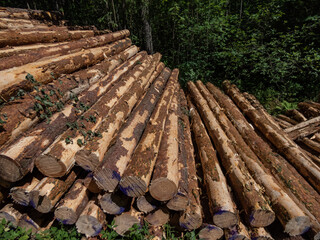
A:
2,0,320,113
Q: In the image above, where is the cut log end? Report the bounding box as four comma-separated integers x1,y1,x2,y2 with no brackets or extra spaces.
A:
55,207,78,225
149,178,178,201
36,196,53,213
284,216,310,236
166,193,189,211
213,210,238,228
179,210,203,230
35,155,66,178
198,224,224,240
75,149,99,172
94,168,120,192
99,192,129,215
76,215,103,238
145,208,169,226
136,195,157,214
119,176,148,197
114,211,141,236
10,189,29,206
0,156,22,182
250,209,275,227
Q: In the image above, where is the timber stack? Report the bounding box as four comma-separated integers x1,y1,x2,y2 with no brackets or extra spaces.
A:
0,6,319,240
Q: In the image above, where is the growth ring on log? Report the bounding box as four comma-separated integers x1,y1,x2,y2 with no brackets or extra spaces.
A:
149,177,178,201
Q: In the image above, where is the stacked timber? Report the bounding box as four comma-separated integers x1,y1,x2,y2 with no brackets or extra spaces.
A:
0,6,320,240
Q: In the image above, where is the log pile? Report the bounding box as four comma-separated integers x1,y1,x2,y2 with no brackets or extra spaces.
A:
0,6,319,240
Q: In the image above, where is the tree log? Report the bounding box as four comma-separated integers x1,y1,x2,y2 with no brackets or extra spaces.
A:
0,43,135,146
225,221,250,240
274,117,293,128
98,189,131,215
149,90,179,201
250,227,274,240
284,116,320,140
18,212,54,233
119,69,179,197
198,224,224,240
113,208,143,236
0,29,95,48
93,65,169,192
136,193,159,214
178,90,203,231
0,17,49,30
36,55,151,177
83,173,101,194
29,170,77,213
76,200,106,237
277,114,299,125
197,81,309,235
55,180,89,225
206,82,320,235
75,53,162,170
299,102,320,118
188,81,275,228
167,90,189,211
10,177,40,206
286,109,307,122
223,80,320,193
189,101,238,228
301,138,320,155
0,51,146,183
0,38,131,101
315,133,320,143
145,208,169,226
0,30,130,71
0,204,22,227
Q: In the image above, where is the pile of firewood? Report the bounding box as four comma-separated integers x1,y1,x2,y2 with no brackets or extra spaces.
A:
0,6,320,240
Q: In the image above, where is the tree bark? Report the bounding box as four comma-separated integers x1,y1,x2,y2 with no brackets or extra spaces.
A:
0,43,135,146
274,117,293,129
76,200,106,238
286,109,307,122
277,114,299,125
119,69,179,197
178,90,203,231
0,51,146,183
0,30,130,71
29,170,77,213
10,177,40,206
36,55,151,178
54,180,89,225
75,53,162,170
0,17,48,30
189,101,238,228
93,65,169,192
223,80,320,193
197,81,309,235
149,90,180,201
198,224,224,240
284,116,320,140
141,0,153,54
0,38,131,101
0,29,95,48
206,82,320,235
299,102,320,118
188,81,275,228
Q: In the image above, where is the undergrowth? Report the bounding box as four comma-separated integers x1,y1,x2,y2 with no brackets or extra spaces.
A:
0,219,199,240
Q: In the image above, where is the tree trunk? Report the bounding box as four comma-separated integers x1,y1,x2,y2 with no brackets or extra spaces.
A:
189,101,238,228
178,90,203,231
10,177,40,206
223,80,320,193
75,53,162,170
149,90,180,201
198,224,224,240
188,81,275,228
98,189,131,215
29,170,77,213
93,65,169,192
206,82,320,235
0,43,135,146
0,38,131,101
113,208,143,236
0,51,146,183
197,81,309,235
141,0,153,54
0,204,22,227
76,200,106,238
284,116,320,140
0,30,130,71
0,29,95,48
54,180,89,225
36,55,151,178
166,90,189,211
119,69,179,197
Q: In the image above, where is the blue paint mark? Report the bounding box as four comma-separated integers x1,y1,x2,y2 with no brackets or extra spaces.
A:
118,207,125,214
180,223,188,229
87,172,93,177
301,226,310,235
29,200,36,208
215,209,226,215
111,171,121,181
177,192,185,196
120,185,133,195
249,213,255,223
206,225,218,231
93,225,102,236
